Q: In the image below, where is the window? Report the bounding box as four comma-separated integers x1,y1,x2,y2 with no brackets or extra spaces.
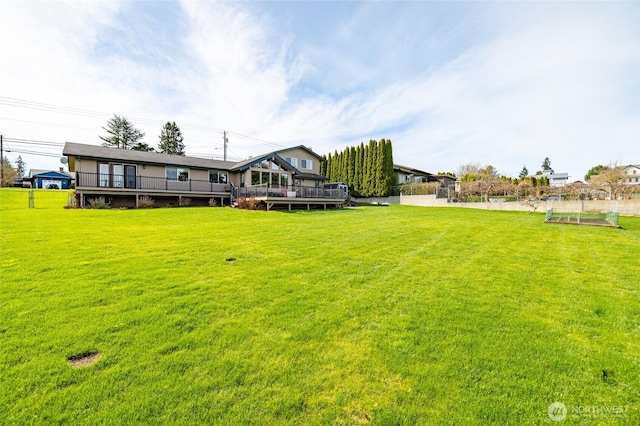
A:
260,160,270,169
113,164,123,188
271,172,280,186
280,173,288,187
209,170,228,184
251,171,260,185
166,167,189,181
301,159,313,170
99,163,109,187
99,163,125,187
271,162,280,171
285,157,298,167
261,171,269,185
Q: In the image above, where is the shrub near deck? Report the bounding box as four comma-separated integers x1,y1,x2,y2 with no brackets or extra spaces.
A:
1,189,639,424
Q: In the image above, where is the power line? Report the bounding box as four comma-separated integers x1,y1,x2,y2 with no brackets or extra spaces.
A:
3,137,66,147
0,96,225,136
0,116,97,132
1,96,294,154
3,148,63,158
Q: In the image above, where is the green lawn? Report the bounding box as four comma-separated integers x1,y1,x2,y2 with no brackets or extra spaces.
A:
1,189,639,424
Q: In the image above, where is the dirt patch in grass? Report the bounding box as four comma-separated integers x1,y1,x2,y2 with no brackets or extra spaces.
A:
67,351,102,367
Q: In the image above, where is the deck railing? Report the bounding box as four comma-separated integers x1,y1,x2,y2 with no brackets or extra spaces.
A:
76,172,230,193
234,184,345,200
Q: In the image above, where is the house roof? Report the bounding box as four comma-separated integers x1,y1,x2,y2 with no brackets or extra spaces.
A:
63,142,327,181
394,164,434,177
229,151,326,180
29,169,74,179
229,152,299,172
533,172,569,179
63,142,235,170
274,145,323,160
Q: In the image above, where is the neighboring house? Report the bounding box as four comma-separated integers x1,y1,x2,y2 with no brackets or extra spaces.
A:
62,142,345,210
624,165,640,185
26,168,74,189
394,164,437,184
434,174,456,188
533,171,569,186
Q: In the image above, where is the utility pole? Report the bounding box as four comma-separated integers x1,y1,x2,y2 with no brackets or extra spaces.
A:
1,134,4,187
223,131,228,161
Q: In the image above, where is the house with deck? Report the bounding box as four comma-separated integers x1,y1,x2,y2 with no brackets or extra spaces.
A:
62,142,346,210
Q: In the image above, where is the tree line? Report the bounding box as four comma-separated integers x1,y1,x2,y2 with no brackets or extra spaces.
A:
320,139,394,197
100,114,185,155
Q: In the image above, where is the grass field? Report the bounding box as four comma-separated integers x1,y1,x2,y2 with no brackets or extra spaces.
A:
1,189,639,424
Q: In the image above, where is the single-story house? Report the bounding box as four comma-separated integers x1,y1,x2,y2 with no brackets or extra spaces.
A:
62,142,346,210
26,168,74,189
394,164,438,184
532,171,570,186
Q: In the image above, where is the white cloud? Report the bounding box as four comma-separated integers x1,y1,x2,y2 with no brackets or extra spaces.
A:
0,1,637,180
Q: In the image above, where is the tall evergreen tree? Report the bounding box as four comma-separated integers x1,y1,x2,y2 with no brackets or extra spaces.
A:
361,141,371,196
541,157,553,173
320,139,394,197
131,142,155,152
375,139,386,196
331,150,339,182
357,143,365,195
347,146,356,189
320,155,327,177
15,155,26,177
519,166,529,179
353,144,363,196
158,122,185,155
368,140,378,196
340,150,348,183
382,139,395,196
100,114,145,149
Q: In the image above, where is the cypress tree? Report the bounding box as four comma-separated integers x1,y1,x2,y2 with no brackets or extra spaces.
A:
340,149,348,183
373,139,385,197
353,144,362,196
331,150,339,182
383,139,394,196
358,143,365,195
368,140,378,196
362,143,370,196
320,155,327,177
348,146,356,190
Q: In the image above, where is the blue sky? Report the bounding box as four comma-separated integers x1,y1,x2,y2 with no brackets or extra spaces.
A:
1,1,638,181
